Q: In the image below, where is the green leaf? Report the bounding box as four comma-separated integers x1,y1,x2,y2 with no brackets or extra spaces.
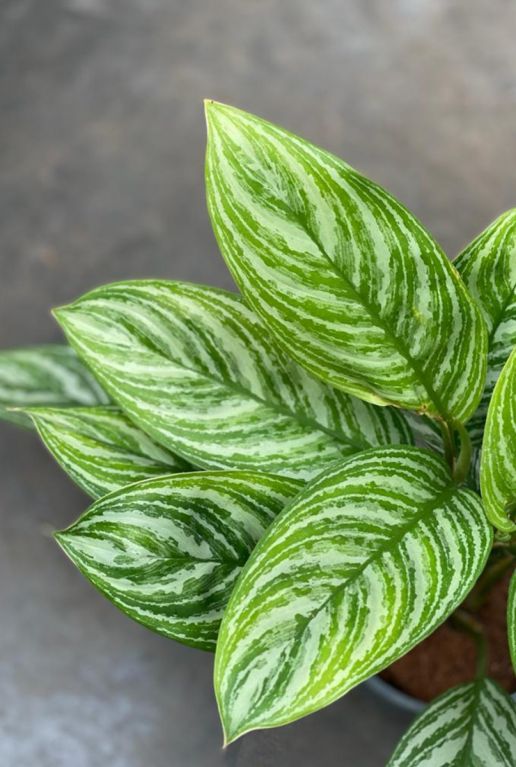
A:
214,446,492,743
205,101,487,423
0,345,108,428
454,210,516,446
509,571,516,675
55,471,302,651
480,348,516,532
26,406,190,499
387,678,516,766
54,280,412,480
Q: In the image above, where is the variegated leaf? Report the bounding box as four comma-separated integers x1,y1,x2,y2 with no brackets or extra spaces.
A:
27,406,190,499
509,571,516,675
454,210,516,446
54,280,412,480
387,678,516,766
55,472,301,651
214,446,492,743
205,102,487,423
0,345,108,428
480,348,516,532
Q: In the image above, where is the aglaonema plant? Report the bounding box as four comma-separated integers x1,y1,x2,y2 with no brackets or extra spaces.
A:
1,102,514,765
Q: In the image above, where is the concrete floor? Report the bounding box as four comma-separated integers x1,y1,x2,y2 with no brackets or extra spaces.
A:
0,1,515,765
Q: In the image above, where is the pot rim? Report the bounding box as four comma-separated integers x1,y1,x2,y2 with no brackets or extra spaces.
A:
365,675,425,713
366,674,516,714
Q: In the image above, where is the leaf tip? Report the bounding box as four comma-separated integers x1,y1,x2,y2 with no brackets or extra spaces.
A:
217,694,256,748
51,305,69,325
204,98,220,123
53,528,73,552
221,723,246,748
204,99,241,129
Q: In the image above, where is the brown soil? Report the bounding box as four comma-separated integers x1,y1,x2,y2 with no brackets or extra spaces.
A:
381,572,516,701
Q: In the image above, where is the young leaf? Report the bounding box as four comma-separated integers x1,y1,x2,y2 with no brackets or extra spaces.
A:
205,102,487,423
214,446,492,743
54,280,412,480
0,345,108,428
509,572,516,675
387,678,516,766
480,348,516,532
55,471,302,651
454,210,516,446
26,406,190,499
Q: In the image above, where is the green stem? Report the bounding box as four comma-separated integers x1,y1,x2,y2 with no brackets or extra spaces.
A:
440,421,455,472
452,420,472,485
450,609,488,679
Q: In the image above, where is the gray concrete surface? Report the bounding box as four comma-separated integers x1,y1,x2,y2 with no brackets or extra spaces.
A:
0,1,515,765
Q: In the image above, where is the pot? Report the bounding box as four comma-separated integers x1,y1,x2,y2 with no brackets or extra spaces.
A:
365,675,425,714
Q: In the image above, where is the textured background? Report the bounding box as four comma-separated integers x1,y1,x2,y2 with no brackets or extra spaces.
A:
1,1,515,765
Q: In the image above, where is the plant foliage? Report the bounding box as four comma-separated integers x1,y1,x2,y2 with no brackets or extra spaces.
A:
1,103,514,763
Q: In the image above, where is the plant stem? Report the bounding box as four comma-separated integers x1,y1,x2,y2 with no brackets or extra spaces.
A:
452,420,472,485
450,608,488,679
439,419,472,484
440,420,455,472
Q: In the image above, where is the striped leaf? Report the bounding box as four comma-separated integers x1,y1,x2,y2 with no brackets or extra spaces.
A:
54,280,412,481
387,678,516,766
454,210,516,446
205,102,487,423
214,446,492,743
55,472,302,651
480,348,516,532
27,406,190,499
0,345,108,428
509,571,516,675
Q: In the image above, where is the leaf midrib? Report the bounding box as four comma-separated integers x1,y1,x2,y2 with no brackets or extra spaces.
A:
65,533,248,568
487,281,516,348
456,679,482,766
287,482,457,660
278,200,451,421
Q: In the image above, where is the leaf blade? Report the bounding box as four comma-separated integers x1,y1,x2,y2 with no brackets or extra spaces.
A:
55,471,302,651
54,280,412,480
454,210,516,446
0,345,108,428
387,678,516,766
214,446,492,742
509,572,516,675
205,102,487,423
480,348,516,532
27,406,190,499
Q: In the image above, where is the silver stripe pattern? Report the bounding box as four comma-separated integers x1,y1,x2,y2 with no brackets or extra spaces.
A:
55,280,412,480
0,345,108,428
215,446,492,743
454,210,516,446
28,406,190,499
56,471,302,651
387,678,516,766
205,102,487,423
480,348,516,532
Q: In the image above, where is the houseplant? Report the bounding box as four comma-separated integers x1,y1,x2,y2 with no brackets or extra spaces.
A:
0,103,514,765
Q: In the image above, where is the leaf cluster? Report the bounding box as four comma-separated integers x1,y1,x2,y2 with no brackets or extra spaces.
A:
1,103,515,764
